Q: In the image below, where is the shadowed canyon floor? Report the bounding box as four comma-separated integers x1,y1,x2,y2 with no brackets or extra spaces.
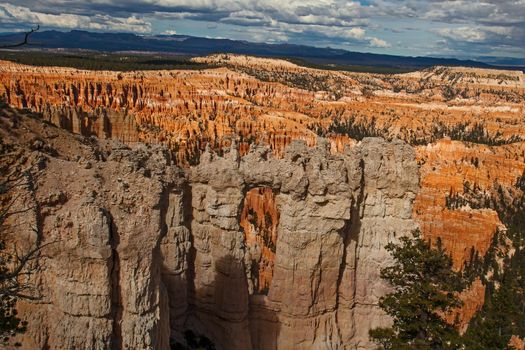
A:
0,55,524,349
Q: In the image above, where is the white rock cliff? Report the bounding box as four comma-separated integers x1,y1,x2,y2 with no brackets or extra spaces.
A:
2,106,419,349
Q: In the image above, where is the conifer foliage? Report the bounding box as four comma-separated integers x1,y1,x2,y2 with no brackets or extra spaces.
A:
369,230,466,349
462,175,525,349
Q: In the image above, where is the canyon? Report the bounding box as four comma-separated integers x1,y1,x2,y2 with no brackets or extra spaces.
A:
1,55,524,349
0,103,418,349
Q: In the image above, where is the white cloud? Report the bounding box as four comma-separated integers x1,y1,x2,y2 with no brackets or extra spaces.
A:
436,25,514,43
0,3,152,33
342,27,366,40
0,0,371,49
162,29,177,35
420,0,525,25
231,26,289,43
220,10,272,26
436,27,487,42
267,22,366,41
483,26,513,37
369,37,390,48
1,0,524,58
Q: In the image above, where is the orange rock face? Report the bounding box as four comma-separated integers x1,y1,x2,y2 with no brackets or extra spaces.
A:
240,188,279,295
510,335,525,350
0,61,321,165
446,278,486,333
1,55,524,335
3,57,523,167
414,139,525,268
413,139,525,329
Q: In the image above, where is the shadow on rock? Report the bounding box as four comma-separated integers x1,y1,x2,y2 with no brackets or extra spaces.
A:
169,254,281,350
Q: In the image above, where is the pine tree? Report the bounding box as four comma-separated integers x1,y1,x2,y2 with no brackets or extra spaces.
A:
369,230,466,349
462,199,525,350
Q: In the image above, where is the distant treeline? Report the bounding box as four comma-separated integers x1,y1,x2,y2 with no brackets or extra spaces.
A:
285,57,414,74
0,50,215,71
0,50,416,74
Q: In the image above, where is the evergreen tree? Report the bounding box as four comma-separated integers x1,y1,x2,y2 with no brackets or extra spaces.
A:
462,193,525,350
369,230,466,349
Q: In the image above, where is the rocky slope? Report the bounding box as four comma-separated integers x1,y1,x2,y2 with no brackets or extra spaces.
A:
1,103,418,349
1,102,185,349
1,58,522,262
1,56,524,347
2,57,523,165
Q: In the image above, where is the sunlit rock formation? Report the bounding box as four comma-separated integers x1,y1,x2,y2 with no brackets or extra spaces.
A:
1,55,524,347
1,104,418,349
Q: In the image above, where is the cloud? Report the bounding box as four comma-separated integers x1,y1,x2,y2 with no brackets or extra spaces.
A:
436,25,516,44
0,0,523,59
249,29,289,43
419,0,525,25
220,10,272,26
277,23,366,40
162,29,177,35
369,37,390,48
436,27,487,43
1,0,371,43
0,3,152,33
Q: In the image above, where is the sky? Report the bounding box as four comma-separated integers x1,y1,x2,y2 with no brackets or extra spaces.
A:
0,1,524,61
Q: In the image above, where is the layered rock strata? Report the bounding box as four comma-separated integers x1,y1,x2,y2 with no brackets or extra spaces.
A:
1,104,185,349
1,104,419,349
2,56,523,347
184,138,419,349
2,58,523,167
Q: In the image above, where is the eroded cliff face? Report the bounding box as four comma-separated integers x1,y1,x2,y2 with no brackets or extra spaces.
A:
2,58,523,167
1,104,419,349
2,56,524,347
413,139,525,268
1,104,185,349
183,138,418,349
0,61,322,165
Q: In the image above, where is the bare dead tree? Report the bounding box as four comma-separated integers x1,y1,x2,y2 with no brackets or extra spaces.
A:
0,138,48,343
0,25,40,49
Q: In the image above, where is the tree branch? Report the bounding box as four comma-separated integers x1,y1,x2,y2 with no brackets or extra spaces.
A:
0,25,40,49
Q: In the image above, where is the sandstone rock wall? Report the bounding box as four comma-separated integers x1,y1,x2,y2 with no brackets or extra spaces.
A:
182,137,419,349
1,103,419,349
1,105,185,349
3,56,521,347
